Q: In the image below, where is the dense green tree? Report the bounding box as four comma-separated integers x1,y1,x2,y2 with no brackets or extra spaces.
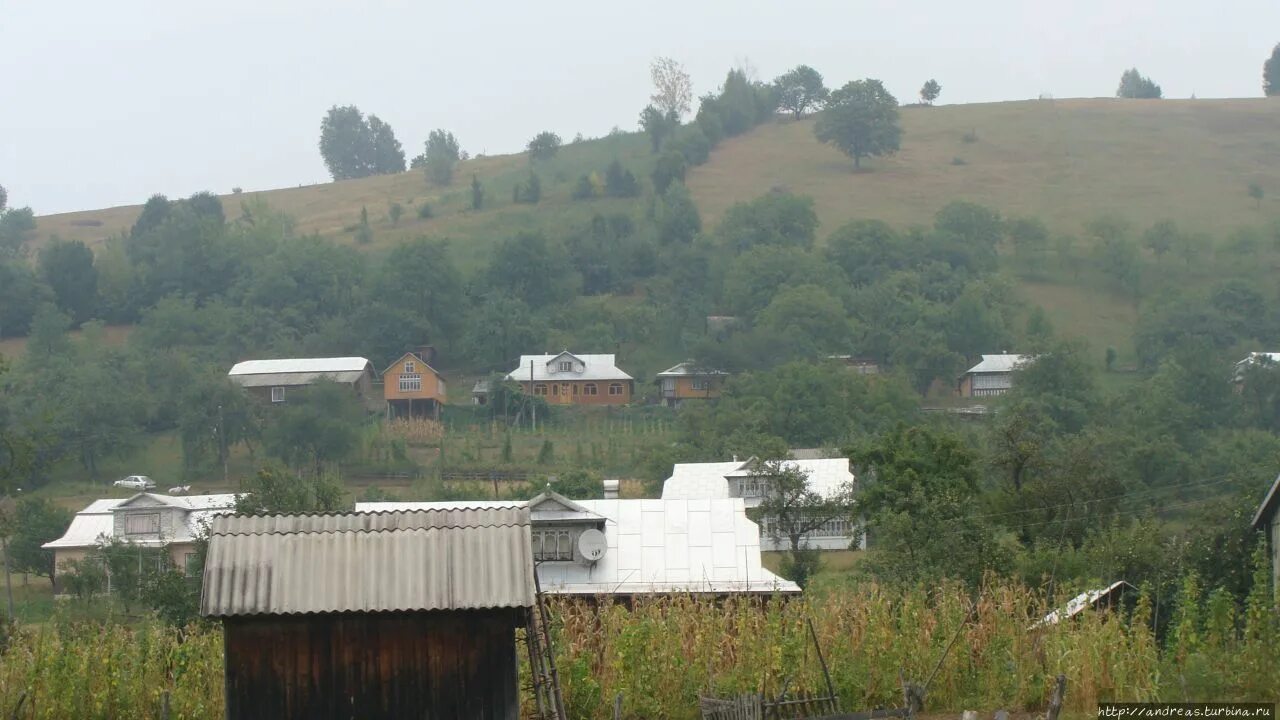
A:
670,125,712,166
377,238,464,345
1006,216,1050,272
920,79,941,105
717,192,818,253
656,181,701,245
604,160,641,198
751,457,854,586
824,220,903,286
235,465,343,514
367,115,406,174
462,294,548,370
521,171,542,203
722,246,836,316
1116,68,1162,99
639,105,678,153
756,284,852,355
773,65,829,119
263,381,366,477
1266,43,1280,96
850,425,1009,587
1007,340,1099,434
651,149,687,194
38,239,98,325
1142,220,1179,261
933,201,1002,271
6,497,72,579
471,175,484,210
0,259,51,337
319,105,376,180
484,232,578,308
814,79,902,169
0,206,36,257
423,129,461,185
0,184,6,211
527,131,562,161
1087,216,1141,294
1248,182,1264,209
177,372,259,478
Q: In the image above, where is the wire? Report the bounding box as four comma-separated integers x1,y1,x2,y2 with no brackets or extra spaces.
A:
968,473,1243,521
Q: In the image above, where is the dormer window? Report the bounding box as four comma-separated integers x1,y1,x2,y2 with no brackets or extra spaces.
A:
125,512,161,535
558,361,573,372
405,360,416,373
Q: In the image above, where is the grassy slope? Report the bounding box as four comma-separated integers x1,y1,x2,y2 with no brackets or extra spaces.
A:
30,98,1280,362
686,98,1280,363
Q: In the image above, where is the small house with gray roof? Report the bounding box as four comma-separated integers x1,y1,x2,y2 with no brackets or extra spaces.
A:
227,356,378,410
505,351,634,405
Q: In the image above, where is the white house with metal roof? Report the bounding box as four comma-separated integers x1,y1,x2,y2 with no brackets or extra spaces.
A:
1234,352,1280,383
358,492,799,596
661,458,860,551
958,353,1031,397
227,356,378,409
44,492,239,592
1251,472,1280,596
505,351,635,405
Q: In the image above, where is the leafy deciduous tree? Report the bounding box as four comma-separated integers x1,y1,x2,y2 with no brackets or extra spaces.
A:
424,129,461,186
650,57,693,118
814,79,902,169
920,79,941,105
39,239,98,325
1263,43,1279,96
1116,68,1162,99
527,131,562,162
773,65,829,119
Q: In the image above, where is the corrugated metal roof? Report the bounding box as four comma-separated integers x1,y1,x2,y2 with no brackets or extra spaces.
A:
228,357,371,376
506,352,633,382
1036,581,1134,627
964,354,1030,374
1252,472,1280,529
229,370,368,388
200,508,535,617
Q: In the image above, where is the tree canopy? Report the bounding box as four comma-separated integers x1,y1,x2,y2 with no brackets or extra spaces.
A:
650,57,693,118
814,79,902,169
318,105,406,180
773,65,829,118
1116,69,1162,99
1264,43,1280,96
920,79,941,105
423,129,461,185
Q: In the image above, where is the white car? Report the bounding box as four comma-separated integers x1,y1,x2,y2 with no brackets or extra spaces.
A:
113,475,156,490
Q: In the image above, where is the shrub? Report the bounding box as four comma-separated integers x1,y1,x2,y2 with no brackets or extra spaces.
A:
388,201,403,226
417,202,433,220
572,174,596,200
651,150,688,194
951,157,968,166
962,129,979,143
605,160,640,198
231,187,243,194
672,126,711,166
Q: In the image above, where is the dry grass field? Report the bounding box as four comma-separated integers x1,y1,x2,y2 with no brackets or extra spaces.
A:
27,98,1280,361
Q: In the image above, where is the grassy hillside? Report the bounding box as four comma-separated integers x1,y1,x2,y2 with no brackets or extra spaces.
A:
30,98,1280,361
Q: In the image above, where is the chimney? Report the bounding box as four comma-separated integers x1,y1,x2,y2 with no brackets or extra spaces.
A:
602,479,619,500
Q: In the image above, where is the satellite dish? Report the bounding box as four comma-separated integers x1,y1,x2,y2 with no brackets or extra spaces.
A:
577,528,606,563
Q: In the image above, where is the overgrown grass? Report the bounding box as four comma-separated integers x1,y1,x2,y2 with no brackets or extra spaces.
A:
2,581,1274,719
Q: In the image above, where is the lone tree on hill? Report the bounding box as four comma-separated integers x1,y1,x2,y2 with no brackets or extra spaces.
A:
0,184,6,211
527,131,562,162
423,129,461,186
773,65,829,119
814,79,902,169
650,57,693,118
639,105,679,153
318,105,406,180
920,79,942,105
1265,43,1280,96
1249,182,1264,209
1116,68,1162,99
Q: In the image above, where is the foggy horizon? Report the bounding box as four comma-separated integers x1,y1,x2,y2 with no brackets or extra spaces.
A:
3,0,1278,215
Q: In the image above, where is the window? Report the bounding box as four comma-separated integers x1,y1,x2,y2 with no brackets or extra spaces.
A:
399,373,422,392
572,384,579,395
533,529,573,561
184,552,199,574
271,386,285,403
404,360,416,373
551,384,559,396
125,512,161,535
533,383,548,396
608,383,624,396
558,361,573,372
691,377,710,391
583,383,598,396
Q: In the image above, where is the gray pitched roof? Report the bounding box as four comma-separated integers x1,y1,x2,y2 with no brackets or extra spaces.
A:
200,508,535,617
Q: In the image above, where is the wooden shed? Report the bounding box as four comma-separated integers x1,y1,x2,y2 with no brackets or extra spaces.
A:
200,508,537,720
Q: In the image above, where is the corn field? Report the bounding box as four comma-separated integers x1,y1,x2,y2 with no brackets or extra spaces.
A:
2,582,1277,719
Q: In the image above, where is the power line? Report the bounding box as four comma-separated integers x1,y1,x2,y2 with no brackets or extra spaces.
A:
967,473,1243,522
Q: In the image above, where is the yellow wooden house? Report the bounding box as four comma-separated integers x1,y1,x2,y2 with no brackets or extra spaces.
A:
383,350,447,419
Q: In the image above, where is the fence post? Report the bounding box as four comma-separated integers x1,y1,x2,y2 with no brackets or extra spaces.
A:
613,692,623,720
1046,675,1067,720
160,691,171,720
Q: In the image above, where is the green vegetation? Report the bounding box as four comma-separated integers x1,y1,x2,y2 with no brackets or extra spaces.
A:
317,105,406,180
1117,68,1163,99
1264,43,1279,96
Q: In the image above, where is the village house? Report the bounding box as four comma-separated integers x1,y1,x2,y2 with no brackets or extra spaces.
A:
382,347,447,420
660,457,861,552
358,489,798,596
227,356,379,410
1251,472,1280,596
43,492,238,592
505,351,634,405
656,361,728,407
201,507,537,719
1234,352,1280,383
958,353,1030,397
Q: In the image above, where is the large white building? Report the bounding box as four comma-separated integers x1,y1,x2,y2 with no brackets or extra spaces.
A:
358,491,798,596
660,458,860,551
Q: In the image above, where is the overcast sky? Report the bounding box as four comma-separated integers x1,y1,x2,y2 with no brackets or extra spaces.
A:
3,0,1277,215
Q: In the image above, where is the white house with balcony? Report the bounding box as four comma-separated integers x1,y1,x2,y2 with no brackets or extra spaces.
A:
660,458,861,551
958,354,1031,397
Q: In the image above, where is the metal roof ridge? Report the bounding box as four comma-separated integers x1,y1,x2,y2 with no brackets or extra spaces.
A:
210,522,531,537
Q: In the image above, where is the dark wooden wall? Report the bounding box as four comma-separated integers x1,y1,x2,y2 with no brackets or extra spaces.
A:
222,609,522,720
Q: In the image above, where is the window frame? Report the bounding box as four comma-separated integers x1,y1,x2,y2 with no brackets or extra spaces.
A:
271,386,285,403
533,383,548,396
399,373,422,392
608,382,624,396
558,361,573,372
125,512,162,536
533,529,574,561
405,360,416,374
583,383,598,396
691,377,710,391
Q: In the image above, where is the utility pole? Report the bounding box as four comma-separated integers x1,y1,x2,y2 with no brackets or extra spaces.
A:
4,537,15,622
530,360,536,433
218,403,227,484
